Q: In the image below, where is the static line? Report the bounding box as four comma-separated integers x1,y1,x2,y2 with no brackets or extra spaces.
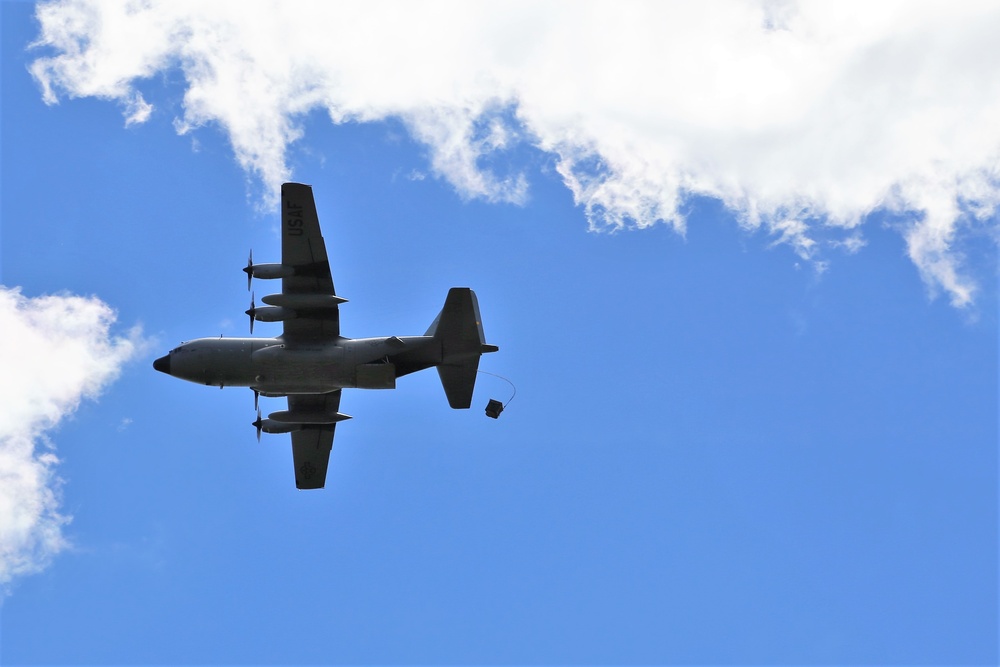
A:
477,369,516,407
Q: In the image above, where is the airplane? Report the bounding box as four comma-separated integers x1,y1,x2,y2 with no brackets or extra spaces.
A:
153,182,499,489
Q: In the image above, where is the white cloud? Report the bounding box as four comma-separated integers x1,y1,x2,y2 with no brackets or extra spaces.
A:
123,91,152,126
0,286,143,589
28,0,1000,306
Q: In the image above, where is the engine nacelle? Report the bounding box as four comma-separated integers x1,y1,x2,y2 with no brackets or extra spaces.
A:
249,263,295,280
251,306,296,323
257,418,300,434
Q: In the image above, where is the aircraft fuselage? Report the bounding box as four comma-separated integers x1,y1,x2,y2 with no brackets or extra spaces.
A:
154,335,439,395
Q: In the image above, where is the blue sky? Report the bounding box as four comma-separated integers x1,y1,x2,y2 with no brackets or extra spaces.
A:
1,1,997,664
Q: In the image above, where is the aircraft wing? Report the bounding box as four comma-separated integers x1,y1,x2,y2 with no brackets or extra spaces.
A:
288,391,341,489
281,182,340,341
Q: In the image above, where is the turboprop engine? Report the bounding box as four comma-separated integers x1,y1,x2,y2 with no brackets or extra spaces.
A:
252,408,353,441
243,250,295,290
245,292,348,333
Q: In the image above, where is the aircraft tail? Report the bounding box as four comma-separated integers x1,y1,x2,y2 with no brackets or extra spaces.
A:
426,287,498,408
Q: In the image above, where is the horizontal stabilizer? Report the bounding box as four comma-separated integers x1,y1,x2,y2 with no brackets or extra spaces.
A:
430,287,494,409
438,362,480,409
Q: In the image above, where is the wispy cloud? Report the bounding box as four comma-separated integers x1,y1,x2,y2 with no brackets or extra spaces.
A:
123,92,152,127
28,0,1000,306
0,286,144,589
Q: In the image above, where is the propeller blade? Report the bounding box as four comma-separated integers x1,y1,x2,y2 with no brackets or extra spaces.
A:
252,408,263,442
243,249,253,291
245,291,256,334
253,388,259,411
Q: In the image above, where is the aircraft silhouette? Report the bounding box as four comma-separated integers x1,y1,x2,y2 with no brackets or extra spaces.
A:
153,183,498,489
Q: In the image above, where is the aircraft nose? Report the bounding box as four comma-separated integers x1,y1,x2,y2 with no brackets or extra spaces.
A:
153,354,171,374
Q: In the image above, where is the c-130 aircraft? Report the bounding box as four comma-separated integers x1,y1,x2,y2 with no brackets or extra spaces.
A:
153,183,499,489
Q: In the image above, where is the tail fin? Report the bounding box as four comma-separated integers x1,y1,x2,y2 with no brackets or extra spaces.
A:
427,287,497,408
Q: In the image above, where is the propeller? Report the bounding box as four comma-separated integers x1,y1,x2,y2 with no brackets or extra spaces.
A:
243,249,254,291
245,291,256,334
252,408,263,442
